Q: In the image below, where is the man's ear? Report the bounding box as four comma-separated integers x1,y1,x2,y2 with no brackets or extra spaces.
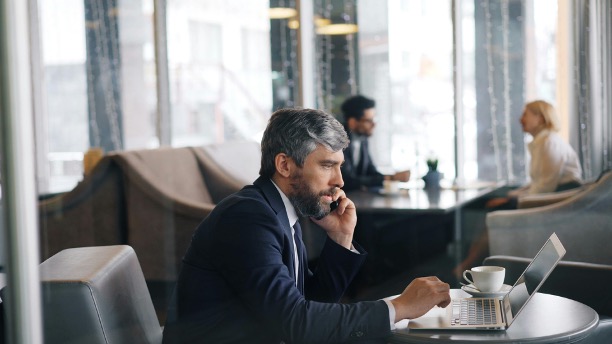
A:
347,117,358,130
274,153,292,178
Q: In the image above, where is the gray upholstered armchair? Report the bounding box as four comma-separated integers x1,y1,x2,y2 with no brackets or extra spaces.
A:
516,170,608,209
38,245,162,344
517,186,587,209
487,170,612,265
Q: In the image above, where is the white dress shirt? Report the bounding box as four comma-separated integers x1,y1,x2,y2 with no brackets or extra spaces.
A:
526,130,582,194
270,181,300,285
352,138,362,167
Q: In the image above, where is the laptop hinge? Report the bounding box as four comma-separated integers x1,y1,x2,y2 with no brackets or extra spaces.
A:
498,299,506,323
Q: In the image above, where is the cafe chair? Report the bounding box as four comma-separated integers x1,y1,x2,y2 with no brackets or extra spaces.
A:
486,170,612,265
484,255,612,344
516,186,587,209
516,170,610,209
39,245,162,344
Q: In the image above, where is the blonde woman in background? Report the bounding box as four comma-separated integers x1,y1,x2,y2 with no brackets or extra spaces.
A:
511,100,583,195
455,100,583,278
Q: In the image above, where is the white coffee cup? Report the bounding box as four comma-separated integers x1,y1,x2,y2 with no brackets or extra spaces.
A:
463,266,505,292
383,180,400,194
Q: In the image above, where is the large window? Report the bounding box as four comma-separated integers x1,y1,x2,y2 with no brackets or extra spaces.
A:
34,0,566,195
38,0,89,193
37,0,275,193
166,0,272,146
355,0,559,186
37,0,158,193
32,0,610,194
358,0,455,182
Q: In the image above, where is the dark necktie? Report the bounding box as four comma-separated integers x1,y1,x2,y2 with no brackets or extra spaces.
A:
293,221,305,294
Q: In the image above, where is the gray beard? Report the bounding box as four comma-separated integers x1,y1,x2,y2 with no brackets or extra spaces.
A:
288,173,334,220
289,187,329,220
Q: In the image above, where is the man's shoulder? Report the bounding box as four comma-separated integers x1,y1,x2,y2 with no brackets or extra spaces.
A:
195,186,277,238
218,184,268,209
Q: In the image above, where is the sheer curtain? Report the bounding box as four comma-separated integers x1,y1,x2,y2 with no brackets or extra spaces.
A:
572,0,612,178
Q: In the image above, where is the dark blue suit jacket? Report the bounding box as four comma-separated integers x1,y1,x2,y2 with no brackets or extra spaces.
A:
163,177,391,343
341,132,385,191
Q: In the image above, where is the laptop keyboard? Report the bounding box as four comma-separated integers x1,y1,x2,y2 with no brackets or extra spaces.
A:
451,298,498,326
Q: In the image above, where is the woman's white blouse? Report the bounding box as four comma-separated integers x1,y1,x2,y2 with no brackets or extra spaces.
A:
526,129,583,194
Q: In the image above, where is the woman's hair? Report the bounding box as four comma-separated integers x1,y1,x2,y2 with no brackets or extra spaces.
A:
259,108,349,178
525,100,560,132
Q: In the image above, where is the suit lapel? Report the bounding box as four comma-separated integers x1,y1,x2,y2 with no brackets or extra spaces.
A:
253,177,299,284
254,176,292,231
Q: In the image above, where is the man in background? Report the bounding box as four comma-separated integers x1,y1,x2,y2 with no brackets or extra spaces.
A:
340,95,411,191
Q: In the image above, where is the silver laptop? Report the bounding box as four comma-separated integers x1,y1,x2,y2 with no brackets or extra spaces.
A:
406,232,566,330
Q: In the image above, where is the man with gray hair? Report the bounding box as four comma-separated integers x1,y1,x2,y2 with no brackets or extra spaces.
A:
163,108,450,343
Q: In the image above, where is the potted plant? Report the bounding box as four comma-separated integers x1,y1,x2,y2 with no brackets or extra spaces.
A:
423,157,442,188
426,158,438,172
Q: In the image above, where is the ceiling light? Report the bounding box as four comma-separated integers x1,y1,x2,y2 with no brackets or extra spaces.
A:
315,23,358,35
287,18,300,29
268,7,298,19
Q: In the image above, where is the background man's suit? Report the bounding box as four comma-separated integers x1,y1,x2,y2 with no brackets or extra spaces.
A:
163,176,391,343
341,132,385,191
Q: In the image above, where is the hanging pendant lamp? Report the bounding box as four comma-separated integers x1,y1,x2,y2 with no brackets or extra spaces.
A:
315,3,358,35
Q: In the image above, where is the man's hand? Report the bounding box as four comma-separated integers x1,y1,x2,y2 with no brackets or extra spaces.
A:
310,190,356,249
390,276,451,322
485,197,510,208
393,170,411,182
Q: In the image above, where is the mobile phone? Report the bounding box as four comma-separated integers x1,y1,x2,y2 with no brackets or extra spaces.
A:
330,200,339,211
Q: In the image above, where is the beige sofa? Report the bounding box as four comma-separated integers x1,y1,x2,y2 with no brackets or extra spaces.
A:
39,156,126,262
487,170,612,265
38,145,249,283
112,147,219,281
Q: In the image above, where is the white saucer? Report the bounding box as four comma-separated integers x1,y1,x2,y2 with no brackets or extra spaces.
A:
461,284,512,298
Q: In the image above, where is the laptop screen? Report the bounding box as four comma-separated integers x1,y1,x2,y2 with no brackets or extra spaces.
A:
503,233,566,326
